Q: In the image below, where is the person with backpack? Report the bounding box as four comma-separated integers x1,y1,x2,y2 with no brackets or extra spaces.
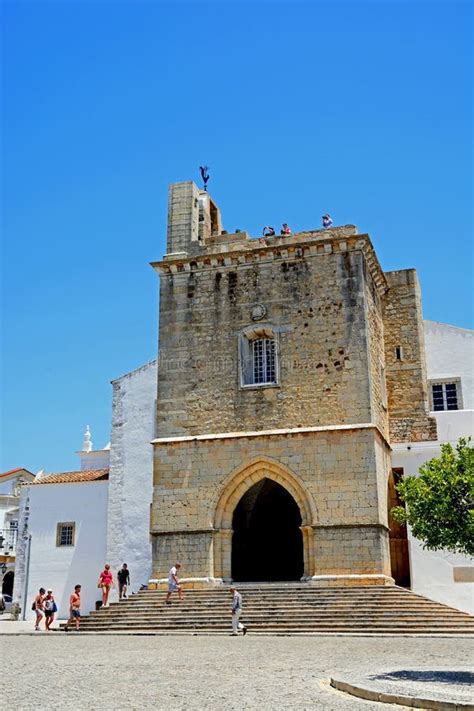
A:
33,587,45,631
117,563,130,600
43,589,57,631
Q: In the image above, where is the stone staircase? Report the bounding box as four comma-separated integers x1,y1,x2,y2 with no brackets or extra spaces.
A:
75,585,474,635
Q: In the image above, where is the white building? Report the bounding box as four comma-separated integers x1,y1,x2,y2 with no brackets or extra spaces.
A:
0,468,35,600
393,320,474,614
13,362,156,620
15,469,109,620
13,322,473,619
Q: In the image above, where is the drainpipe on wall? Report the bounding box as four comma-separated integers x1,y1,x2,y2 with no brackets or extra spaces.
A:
21,534,32,621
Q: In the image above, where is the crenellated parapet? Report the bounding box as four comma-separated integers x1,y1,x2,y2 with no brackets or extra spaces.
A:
152,228,388,297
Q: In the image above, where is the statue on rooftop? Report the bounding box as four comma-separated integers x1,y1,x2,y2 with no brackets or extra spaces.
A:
199,166,210,192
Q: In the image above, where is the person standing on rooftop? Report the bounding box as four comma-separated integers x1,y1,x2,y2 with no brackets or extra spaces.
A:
280,223,292,235
322,214,333,228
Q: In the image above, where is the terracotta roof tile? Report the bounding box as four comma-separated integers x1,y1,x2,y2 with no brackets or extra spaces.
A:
31,469,109,485
0,468,34,478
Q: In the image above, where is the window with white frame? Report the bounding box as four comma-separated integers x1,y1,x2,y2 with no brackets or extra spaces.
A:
429,380,461,411
240,327,279,387
56,522,75,547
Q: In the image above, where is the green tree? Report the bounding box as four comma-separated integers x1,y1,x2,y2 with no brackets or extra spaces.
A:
391,438,474,557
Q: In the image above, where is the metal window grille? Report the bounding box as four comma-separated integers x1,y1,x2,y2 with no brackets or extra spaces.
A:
432,382,458,411
58,523,74,546
252,337,276,384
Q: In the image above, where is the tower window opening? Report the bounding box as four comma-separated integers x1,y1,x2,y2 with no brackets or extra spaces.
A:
252,337,276,384
240,327,279,388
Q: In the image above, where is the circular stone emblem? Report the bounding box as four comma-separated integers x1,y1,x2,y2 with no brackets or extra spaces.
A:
251,304,267,321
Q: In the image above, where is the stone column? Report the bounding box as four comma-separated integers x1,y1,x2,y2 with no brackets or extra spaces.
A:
214,528,233,582
300,525,314,578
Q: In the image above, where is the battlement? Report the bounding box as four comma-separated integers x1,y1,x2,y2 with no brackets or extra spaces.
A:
157,180,389,293
153,227,388,296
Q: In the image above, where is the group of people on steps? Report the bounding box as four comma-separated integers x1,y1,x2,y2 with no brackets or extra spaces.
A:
31,563,130,632
32,561,248,636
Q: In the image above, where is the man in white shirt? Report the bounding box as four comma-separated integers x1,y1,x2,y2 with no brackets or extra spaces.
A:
165,562,183,604
230,586,247,636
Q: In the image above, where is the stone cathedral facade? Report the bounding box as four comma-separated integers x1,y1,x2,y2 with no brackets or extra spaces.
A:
149,181,437,587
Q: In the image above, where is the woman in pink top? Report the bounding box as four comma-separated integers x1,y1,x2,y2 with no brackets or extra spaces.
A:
98,564,114,607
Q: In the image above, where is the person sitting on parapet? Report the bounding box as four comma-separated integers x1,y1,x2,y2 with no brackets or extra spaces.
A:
280,223,292,235
322,214,333,229
262,226,276,237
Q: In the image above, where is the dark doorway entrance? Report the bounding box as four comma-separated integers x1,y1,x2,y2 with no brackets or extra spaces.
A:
2,571,14,597
231,478,303,581
388,469,411,587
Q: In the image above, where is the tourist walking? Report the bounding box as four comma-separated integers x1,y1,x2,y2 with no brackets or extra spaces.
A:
33,587,45,631
43,589,57,631
230,586,247,636
64,584,81,632
165,562,183,604
118,563,130,600
98,564,114,607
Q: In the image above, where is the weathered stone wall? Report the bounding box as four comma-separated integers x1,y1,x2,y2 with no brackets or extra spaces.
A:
151,427,391,581
382,269,437,442
364,264,389,439
150,181,438,587
156,249,375,438
314,525,390,576
153,531,214,579
166,181,201,254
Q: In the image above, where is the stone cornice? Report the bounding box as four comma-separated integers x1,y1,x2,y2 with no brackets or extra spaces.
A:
150,228,388,296
152,422,392,449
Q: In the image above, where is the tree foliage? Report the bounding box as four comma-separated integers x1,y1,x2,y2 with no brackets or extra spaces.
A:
391,438,474,557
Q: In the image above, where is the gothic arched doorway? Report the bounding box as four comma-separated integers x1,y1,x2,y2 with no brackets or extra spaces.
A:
231,478,303,581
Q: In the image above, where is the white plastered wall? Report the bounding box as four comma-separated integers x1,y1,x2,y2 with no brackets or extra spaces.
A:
14,481,108,620
391,320,474,614
105,360,157,597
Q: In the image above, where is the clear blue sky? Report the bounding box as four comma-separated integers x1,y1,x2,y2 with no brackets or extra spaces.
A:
2,1,472,473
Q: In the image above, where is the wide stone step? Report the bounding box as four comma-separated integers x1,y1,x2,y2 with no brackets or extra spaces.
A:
101,600,469,611
78,623,474,634
106,600,465,608
91,607,471,619
86,614,472,624
76,585,474,635
82,611,474,622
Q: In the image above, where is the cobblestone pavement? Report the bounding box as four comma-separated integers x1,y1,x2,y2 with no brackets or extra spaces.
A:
1,634,472,710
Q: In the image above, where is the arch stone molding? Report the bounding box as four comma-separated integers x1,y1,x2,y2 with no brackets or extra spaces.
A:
212,456,317,580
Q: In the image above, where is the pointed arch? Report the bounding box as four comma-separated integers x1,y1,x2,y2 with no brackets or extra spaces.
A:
212,456,316,580
214,456,316,530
